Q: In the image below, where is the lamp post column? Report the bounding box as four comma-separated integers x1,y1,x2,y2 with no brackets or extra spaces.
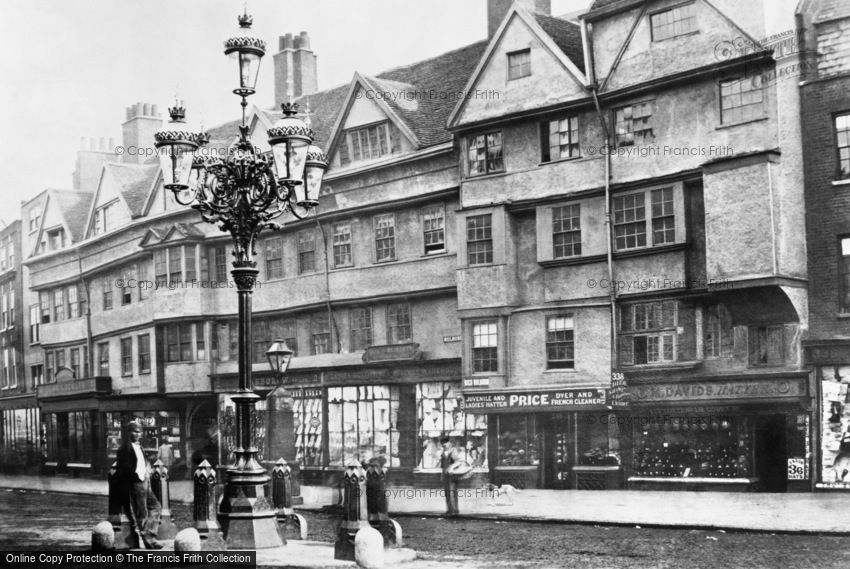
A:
219,264,284,549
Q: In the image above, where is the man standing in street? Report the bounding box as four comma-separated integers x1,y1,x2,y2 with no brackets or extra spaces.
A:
116,421,163,549
440,436,462,517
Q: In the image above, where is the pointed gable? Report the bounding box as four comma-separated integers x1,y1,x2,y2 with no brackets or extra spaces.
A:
595,0,764,93
85,163,133,238
448,7,587,129
30,189,93,256
106,163,158,218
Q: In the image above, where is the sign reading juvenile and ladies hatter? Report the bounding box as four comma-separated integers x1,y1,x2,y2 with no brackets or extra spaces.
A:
464,388,608,412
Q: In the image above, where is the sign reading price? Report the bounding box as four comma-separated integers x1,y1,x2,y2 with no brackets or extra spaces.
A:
787,457,806,480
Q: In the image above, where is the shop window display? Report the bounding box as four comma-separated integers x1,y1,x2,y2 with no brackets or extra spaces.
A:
633,416,752,478
497,415,539,466
821,369,850,485
328,385,399,468
417,382,487,470
293,389,323,467
106,411,183,467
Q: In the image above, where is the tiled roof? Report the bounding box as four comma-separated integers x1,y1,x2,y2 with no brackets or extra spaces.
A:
584,0,645,19
49,189,94,242
104,163,158,218
535,14,586,72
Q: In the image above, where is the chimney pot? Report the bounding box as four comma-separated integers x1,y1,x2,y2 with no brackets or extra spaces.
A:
80,136,86,150
152,104,159,117
283,33,294,49
299,31,311,50
143,103,151,116
89,138,96,151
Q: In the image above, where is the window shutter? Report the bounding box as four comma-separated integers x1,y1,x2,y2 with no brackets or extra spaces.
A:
338,134,350,166
540,121,550,162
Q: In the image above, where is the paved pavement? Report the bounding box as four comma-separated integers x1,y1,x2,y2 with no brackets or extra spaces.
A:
2,473,850,534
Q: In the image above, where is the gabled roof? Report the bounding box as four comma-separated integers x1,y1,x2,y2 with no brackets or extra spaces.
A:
139,227,166,248
46,189,94,243
534,13,585,73
582,0,645,21
103,163,158,218
162,222,205,241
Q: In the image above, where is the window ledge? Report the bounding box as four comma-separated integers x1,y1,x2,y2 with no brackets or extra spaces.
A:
612,242,688,260
543,368,577,373
463,171,508,182
421,250,448,258
538,155,587,167
832,179,850,187
716,116,768,130
540,254,607,268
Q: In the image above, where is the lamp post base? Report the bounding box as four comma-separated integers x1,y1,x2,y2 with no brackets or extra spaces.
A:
219,469,284,549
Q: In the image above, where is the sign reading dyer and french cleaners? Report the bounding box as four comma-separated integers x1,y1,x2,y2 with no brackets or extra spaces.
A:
464,388,608,412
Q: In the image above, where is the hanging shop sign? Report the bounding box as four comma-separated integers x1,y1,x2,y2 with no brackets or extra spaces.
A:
464,388,608,412
609,372,630,408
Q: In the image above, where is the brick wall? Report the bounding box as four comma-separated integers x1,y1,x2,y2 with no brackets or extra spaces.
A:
802,72,850,340
817,17,850,77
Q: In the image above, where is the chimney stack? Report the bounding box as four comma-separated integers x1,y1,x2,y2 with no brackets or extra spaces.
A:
273,31,318,104
488,0,551,37
73,135,119,192
121,102,163,164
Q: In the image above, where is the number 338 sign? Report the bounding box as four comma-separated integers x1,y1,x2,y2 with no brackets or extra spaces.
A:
787,457,807,480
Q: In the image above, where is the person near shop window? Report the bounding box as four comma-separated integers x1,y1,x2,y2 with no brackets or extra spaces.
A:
116,421,162,549
441,436,470,516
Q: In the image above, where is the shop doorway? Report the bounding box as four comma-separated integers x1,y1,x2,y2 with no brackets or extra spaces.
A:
541,413,572,489
755,414,787,492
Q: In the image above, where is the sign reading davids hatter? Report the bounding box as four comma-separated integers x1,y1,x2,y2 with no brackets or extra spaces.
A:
630,378,807,403
464,388,608,412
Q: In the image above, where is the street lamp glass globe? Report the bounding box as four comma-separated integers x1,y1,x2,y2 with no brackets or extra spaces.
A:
299,145,328,208
267,103,314,184
266,339,294,375
223,12,266,96
153,102,200,192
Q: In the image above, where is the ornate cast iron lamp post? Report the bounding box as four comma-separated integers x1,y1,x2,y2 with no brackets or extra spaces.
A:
154,11,327,549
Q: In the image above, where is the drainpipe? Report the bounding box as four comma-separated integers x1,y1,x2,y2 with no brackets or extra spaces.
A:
584,17,618,371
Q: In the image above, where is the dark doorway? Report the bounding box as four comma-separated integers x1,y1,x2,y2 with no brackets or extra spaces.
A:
755,414,787,492
541,413,572,489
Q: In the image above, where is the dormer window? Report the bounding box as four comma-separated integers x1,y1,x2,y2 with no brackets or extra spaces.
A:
93,202,116,236
338,121,401,167
507,49,531,80
650,3,697,42
47,228,65,251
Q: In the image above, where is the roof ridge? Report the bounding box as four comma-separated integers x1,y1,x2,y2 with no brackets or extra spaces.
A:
375,39,489,80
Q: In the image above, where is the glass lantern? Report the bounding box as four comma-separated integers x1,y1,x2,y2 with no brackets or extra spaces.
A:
267,103,314,184
223,11,266,96
153,102,200,192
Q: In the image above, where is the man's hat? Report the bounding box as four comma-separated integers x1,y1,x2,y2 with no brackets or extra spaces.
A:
128,421,143,432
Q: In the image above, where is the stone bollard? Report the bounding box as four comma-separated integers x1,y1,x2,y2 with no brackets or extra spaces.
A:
150,459,177,540
91,521,115,551
174,528,202,552
271,458,307,540
334,461,370,561
108,460,138,550
193,460,222,541
354,526,385,569
366,460,402,548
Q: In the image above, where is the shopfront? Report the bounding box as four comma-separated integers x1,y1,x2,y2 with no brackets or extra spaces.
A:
463,387,621,489
0,397,42,474
626,374,813,492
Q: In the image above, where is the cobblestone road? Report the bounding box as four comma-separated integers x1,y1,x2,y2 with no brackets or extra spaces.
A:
2,488,849,569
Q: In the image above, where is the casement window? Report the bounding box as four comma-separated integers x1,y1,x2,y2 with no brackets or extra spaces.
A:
704,304,733,358
213,246,229,283
467,132,504,176
311,315,331,355
102,278,113,311
270,319,298,358
614,102,654,147
97,342,109,376
29,304,39,343
374,214,396,263
165,323,195,363
613,189,677,251
466,214,493,265
265,237,283,279
93,201,118,236
45,351,54,383
138,334,151,373
720,76,765,124
472,321,498,373
70,348,80,378
47,228,65,251
184,245,197,282
748,325,785,366
613,194,647,250
542,116,580,162
120,338,132,376
40,291,51,324
546,315,575,369
337,121,401,166
422,205,446,254
387,303,412,344
0,283,12,328
28,209,40,233
651,188,675,245
350,307,373,351
169,246,182,283
840,237,850,313
137,260,151,301
836,113,850,180
154,245,199,285
31,365,44,387
55,349,65,375
298,230,316,274
332,222,353,268
553,205,581,258
507,49,531,80
251,319,272,363
67,285,79,319
620,301,678,365
121,266,135,306
650,3,697,41
53,289,64,322
154,250,167,285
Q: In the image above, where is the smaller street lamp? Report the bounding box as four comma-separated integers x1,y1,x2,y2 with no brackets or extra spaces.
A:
267,339,295,378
